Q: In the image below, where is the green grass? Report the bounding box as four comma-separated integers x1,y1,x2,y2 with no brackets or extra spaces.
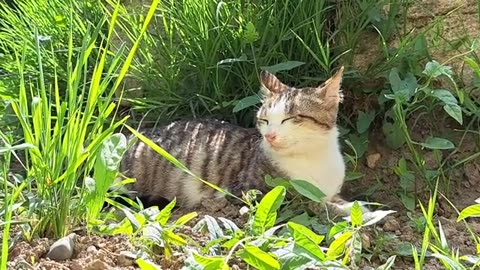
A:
1,0,480,269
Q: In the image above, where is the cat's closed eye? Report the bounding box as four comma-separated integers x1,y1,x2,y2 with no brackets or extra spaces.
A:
257,118,269,124
281,116,298,124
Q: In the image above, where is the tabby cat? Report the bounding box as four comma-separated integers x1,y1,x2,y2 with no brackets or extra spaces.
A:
120,67,348,209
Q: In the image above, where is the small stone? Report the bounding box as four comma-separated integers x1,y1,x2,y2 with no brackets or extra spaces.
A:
465,163,480,185
86,245,97,254
366,153,381,169
383,218,400,232
117,251,136,267
46,233,76,261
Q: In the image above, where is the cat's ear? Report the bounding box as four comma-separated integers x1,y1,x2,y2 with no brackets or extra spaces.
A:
316,66,344,103
260,70,288,95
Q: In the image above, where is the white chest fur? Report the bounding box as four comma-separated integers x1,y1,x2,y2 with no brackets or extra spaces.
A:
271,141,345,201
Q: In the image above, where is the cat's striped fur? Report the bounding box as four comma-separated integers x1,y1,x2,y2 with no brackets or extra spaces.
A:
120,67,351,209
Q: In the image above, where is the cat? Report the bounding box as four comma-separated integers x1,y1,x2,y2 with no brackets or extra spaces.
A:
119,67,351,211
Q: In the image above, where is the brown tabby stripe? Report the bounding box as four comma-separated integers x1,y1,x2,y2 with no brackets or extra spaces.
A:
215,130,234,189
200,131,215,187
171,128,190,200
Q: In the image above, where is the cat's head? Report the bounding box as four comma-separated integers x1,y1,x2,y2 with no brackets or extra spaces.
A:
256,67,344,155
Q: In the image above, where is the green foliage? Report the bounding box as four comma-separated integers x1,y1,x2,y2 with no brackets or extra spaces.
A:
109,0,344,125
97,199,197,259
3,0,158,239
185,187,395,269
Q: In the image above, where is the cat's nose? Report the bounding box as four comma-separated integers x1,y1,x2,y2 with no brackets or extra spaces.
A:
265,132,277,143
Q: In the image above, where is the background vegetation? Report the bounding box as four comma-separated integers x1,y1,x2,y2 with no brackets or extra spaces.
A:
0,0,479,269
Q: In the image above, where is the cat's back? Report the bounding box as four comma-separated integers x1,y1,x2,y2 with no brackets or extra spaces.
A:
120,119,262,207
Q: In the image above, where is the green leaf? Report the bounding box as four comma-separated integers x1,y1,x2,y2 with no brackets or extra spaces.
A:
457,204,480,221
288,222,325,262
327,231,352,258
347,132,369,158
377,255,396,270
252,186,286,235
423,60,453,78
175,212,198,226
356,110,376,134
238,244,280,270
388,68,417,102
136,258,162,270
192,252,225,266
431,89,463,124
350,202,363,227
443,103,463,125
164,229,187,246
344,172,364,181
156,198,176,226
290,179,326,203
233,95,261,113
242,21,259,43
418,137,455,150
261,61,305,73
287,222,324,244
382,121,406,149
265,175,292,188
87,133,127,220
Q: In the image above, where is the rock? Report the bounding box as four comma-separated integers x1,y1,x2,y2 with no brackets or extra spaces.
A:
383,218,400,232
366,153,381,169
46,233,76,261
86,245,97,255
465,163,480,185
117,251,136,267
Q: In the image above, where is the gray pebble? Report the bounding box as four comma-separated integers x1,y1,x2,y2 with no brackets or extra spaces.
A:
46,233,76,261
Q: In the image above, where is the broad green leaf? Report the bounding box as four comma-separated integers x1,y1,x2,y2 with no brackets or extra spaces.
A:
252,186,286,235
418,137,455,150
329,221,348,238
431,89,463,124
457,204,480,221
350,201,363,227
382,121,405,149
87,133,127,220
164,229,187,246
356,110,376,134
157,198,176,226
238,244,280,270
287,222,324,244
290,180,326,203
242,21,259,43
388,68,417,101
233,95,261,112
347,132,369,158
431,89,458,105
423,60,453,78
192,252,225,266
443,103,463,125
288,222,325,261
261,61,305,73
136,258,162,270
265,175,292,188
327,231,352,258
175,212,198,226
